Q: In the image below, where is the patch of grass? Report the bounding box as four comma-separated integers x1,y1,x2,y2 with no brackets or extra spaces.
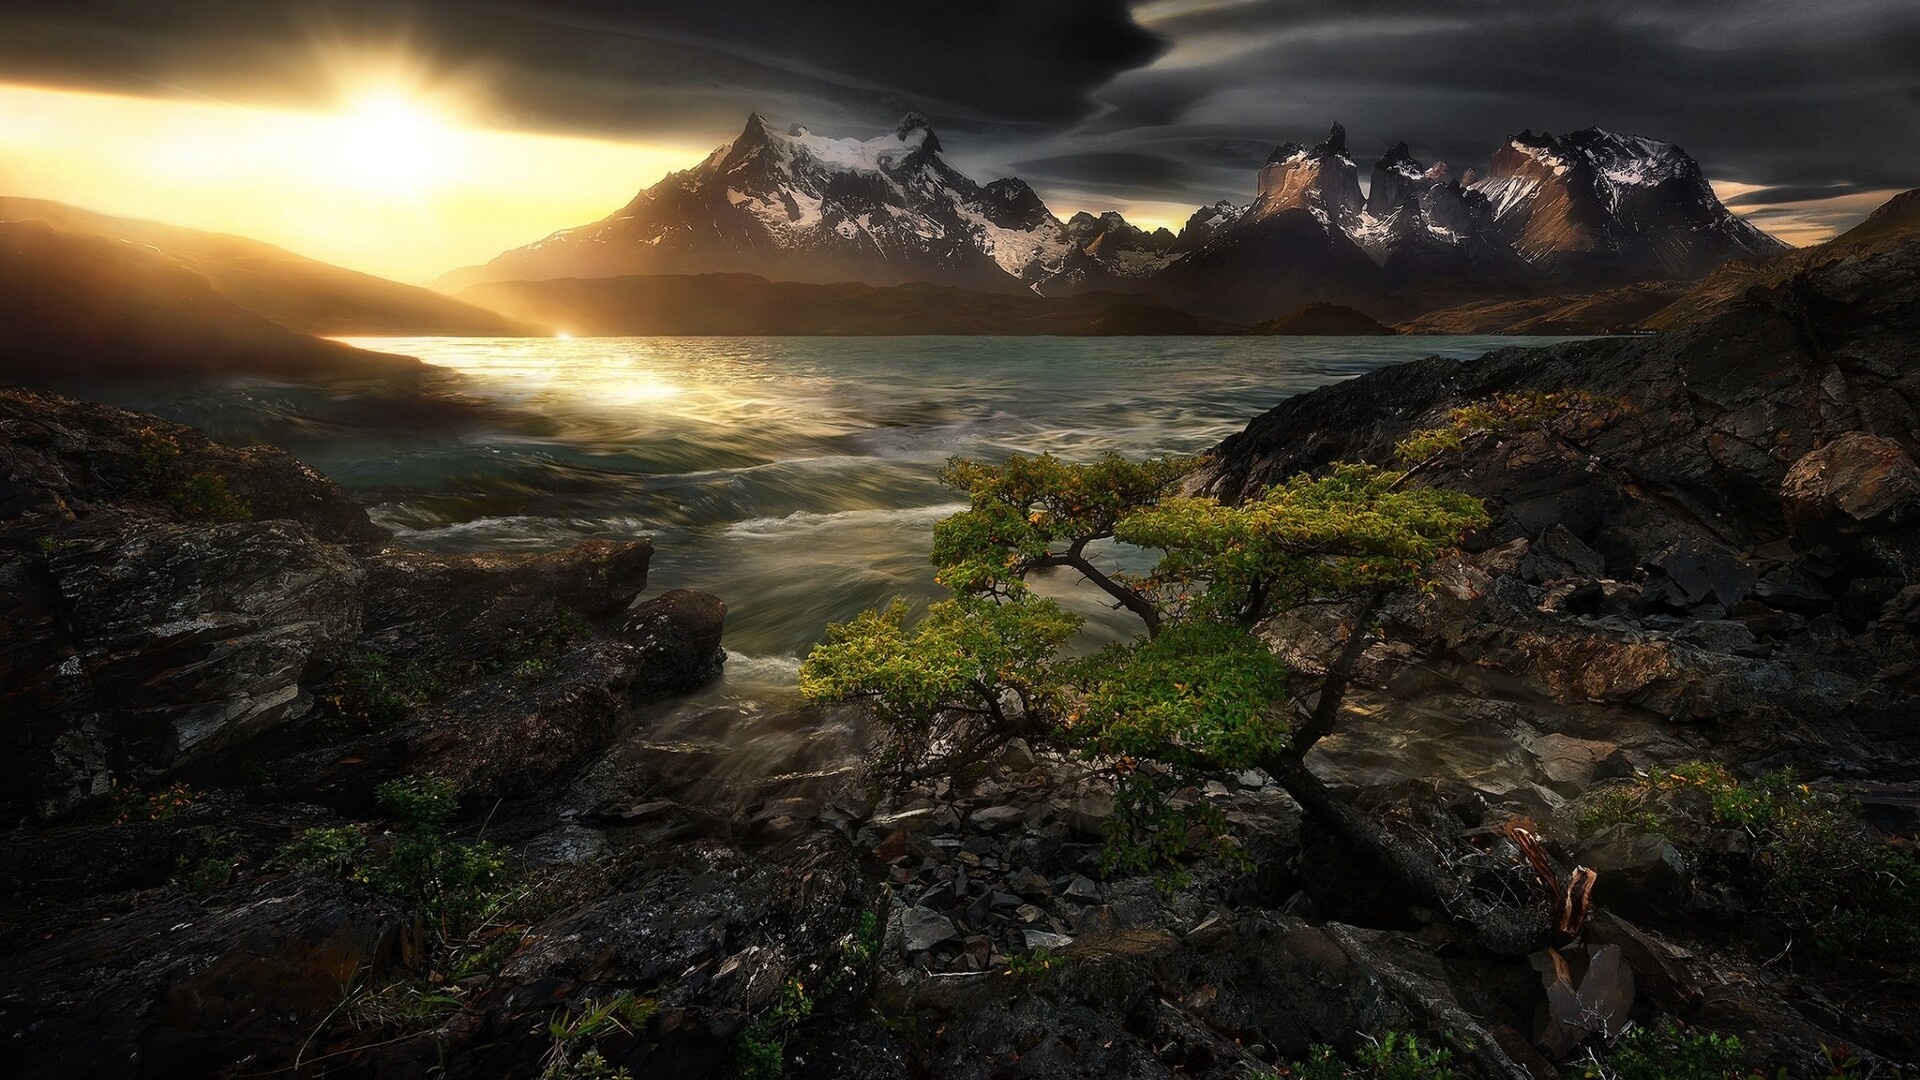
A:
1266,1032,1455,1080
1395,390,1623,464
1573,1020,1747,1080
1578,764,1920,961
340,977,465,1032
541,993,655,1080
281,776,510,943
317,652,460,732
174,829,241,893
167,470,251,522
734,978,813,1079
1004,947,1060,980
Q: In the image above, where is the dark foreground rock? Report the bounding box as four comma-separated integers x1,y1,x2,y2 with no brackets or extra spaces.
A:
1202,234,1920,774
1187,233,1920,1068
0,386,743,1074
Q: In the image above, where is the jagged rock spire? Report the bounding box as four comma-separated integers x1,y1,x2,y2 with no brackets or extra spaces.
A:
1315,122,1349,158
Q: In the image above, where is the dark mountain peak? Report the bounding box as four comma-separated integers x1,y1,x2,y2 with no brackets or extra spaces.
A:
893,111,941,153
1315,122,1349,159
1267,141,1306,164
1377,140,1416,169
982,177,1052,230
1269,123,1351,166
740,112,775,141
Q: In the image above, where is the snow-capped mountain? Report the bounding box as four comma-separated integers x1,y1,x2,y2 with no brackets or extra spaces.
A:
1472,128,1786,279
1034,211,1179,294
437,113,1168,295
440,112,1788,321
1254,122,1366,228
1156,123,1783,317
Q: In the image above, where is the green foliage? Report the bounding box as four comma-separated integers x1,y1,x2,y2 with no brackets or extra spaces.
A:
1578,1020,1747,1080
282,824,367,874
541,993,655,1080
281,775,509,942
1580,765,1920,961
133,425,183,482
320,652,457,729
735,978,814,1080
800,593,1079,734
1271,1033,1455,1080
1071,619,1290,770
930,452,1193,595
174,829,240,893
1394,390,1623,464
1004,947,1061,980
1120,463,1487,620
167,470,252,522
497,607,594,676
133,425,251,521
340,977,465,1031
803,451,1486,876
376,775,461,830
833,910,880,978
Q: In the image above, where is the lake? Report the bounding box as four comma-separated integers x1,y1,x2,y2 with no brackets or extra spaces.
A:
101,334,1573,721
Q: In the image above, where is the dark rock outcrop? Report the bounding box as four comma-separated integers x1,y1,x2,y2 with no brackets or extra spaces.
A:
1201,233,1920,768
0,872,420,1078
1,386,727,821
0,387,740,1075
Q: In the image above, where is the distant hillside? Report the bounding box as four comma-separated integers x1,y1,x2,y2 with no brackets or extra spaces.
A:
1398,280,1686,335
1645,186,1920,331
1240,302,1396,336
0,219,418,381
457,273,1210,336
0,197,529,336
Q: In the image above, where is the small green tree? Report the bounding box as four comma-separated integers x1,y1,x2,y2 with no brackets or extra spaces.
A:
801,453,1556,946
805,454,1482,774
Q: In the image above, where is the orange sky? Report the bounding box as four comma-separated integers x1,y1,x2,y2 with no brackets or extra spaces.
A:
0,83,707,284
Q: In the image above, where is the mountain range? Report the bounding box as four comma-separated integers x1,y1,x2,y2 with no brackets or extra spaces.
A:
438,113,1787,321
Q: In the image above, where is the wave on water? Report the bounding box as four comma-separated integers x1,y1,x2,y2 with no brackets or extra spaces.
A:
722,502,966,538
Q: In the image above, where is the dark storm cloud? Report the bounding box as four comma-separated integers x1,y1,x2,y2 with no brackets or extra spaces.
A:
2,0,1914,235
1097,0,1920,212
1724,184,1880,207
1007,151,1193,192
0,1,1163,138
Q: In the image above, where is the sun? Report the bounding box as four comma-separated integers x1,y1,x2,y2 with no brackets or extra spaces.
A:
325,93,453,194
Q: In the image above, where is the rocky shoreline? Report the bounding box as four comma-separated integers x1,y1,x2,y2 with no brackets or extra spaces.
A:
4,234,1920,1078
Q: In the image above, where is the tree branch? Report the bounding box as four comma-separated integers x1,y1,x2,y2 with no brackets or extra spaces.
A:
1031,539,1163,638
1287,589,1387,755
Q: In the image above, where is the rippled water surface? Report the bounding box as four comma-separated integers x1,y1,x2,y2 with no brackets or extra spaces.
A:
104,335,1572,712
